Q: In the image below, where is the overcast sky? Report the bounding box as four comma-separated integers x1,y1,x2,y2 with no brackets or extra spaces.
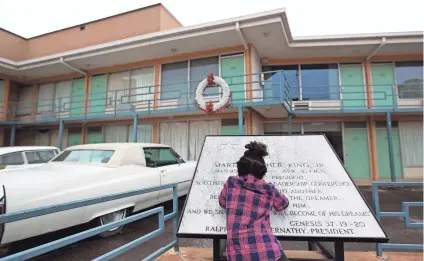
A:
0,0,423,38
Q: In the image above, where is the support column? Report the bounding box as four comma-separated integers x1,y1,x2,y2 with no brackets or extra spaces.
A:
238,106,244,135
31,85,38,120
10,125,16,146
2,78,10,120
385,112,396,182
152,121,159,143
364,60,373,109
84,75,90,117
132,115,138,142
368,118,379,181
58,120,64,150
153,64,161,110
288,113,293,135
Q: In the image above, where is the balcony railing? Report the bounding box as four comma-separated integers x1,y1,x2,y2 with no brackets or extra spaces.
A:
0,71,423,123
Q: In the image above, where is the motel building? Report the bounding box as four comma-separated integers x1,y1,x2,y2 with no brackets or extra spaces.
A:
0,4,422,184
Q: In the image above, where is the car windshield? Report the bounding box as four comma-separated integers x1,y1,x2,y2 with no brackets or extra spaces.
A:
52,150,114,163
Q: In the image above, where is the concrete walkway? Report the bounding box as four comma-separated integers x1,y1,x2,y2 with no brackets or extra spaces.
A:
156,248,423,261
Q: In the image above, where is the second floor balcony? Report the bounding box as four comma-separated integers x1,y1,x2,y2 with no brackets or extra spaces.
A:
0,70,423,124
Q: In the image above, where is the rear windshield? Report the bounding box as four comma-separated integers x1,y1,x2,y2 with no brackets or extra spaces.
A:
53,150,114,163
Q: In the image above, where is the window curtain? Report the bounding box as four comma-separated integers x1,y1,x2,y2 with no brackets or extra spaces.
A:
50,129,68,148
128,124,153,143
55,81,72,113
159,122,189,160
35,130,51,146
188,120,221,161
104,125,129,143
17,86,34,115
107,71,130,107
37,83,55,113
400,122,423,167
130,67,154,105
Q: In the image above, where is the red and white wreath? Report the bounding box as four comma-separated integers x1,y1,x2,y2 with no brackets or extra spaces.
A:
195,73,231,113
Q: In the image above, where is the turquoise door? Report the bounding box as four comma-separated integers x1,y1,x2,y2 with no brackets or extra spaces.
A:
340,64,366,109
90,75,107,115
71,79,85,117
87,131,104,144
371,64,396,108
343,128,371,179
68,132,82,146
221,125,245,135
221,55,245,104
376,128,403,179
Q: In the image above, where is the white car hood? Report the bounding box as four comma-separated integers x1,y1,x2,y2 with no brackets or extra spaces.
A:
0,163,110,187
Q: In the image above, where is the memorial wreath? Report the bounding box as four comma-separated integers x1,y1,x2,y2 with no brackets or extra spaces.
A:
195,73,231,113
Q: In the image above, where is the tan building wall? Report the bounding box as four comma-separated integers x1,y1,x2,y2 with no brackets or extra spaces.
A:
0,29,27,61
0,4,182,61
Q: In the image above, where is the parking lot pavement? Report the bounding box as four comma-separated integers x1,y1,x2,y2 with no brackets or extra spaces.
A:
4,187,423,261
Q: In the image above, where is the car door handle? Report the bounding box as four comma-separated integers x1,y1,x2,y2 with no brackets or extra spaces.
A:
160,169,166,173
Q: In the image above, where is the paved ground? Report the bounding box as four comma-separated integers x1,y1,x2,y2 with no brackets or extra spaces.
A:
4,187,423,261
157,248,424,261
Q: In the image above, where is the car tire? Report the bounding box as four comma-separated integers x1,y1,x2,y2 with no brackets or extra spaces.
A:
97,208,128,238
0,244,10,257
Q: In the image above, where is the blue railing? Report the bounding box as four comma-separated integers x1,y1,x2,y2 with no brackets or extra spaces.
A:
372,181,424,256
0,183,181,261
1,71,423,124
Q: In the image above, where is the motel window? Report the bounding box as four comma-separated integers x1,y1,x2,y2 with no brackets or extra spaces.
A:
160,56,229,107
107,71,130,107
161,61,189,101
263,65,300,101
36,81,72,114
395,61,423,99
189,57,220,103
130,67,154,104
37,83,55,113
16,86,33,115
301,64,339,100
399,121,423,167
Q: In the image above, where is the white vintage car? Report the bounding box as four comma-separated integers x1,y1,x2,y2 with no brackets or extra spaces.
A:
0,146,60,171
0,143,196,246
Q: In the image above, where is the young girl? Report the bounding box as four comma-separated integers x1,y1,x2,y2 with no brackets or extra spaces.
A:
219,141,290,261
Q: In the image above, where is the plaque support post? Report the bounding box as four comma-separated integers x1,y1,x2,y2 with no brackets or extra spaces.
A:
307,241,317,251
10,125,16,146
173,186,180,253
288,113,292,135
58,120,64,150
213,238,220,261
132,114,138,142
238,106,243,135
334,241,344,261
385,112,396,182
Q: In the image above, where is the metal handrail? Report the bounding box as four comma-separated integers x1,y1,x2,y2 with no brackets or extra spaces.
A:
372,181,424,256
0,183,181,261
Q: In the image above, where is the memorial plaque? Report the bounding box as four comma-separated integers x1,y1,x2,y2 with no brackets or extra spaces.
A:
177,135,388,242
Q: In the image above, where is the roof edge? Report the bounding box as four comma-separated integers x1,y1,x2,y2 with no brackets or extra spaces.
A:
1,3,163,40
292,31,424,42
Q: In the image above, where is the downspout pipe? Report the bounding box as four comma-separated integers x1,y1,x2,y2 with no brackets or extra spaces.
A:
60,57,87,76
366,37,386,60
235,22,248,50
